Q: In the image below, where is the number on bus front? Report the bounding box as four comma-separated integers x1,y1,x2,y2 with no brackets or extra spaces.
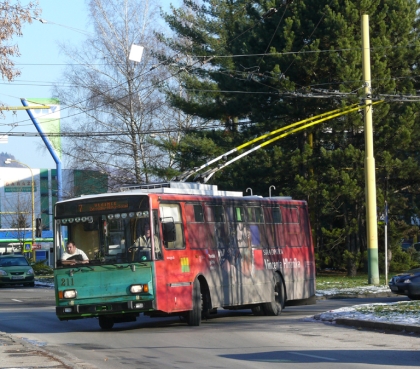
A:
61,278,74,286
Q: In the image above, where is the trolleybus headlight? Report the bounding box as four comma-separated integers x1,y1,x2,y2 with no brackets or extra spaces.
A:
130,284,149,294
59,289,77,299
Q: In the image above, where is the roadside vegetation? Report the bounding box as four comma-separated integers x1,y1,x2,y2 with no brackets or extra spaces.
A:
32,260,53,276
355,301,420,317
316,272,390,291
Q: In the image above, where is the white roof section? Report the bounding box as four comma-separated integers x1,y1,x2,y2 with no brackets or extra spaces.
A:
120,182,244,197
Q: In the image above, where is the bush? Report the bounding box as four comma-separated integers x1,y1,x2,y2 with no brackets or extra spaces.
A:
32,260,53,275
389,247,413,272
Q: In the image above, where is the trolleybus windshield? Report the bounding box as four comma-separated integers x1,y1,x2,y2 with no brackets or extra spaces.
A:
55,195,157,266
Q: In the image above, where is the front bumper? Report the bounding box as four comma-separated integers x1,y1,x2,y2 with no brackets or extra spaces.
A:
0,275,34,286
56,299,154,320
389,282,420,297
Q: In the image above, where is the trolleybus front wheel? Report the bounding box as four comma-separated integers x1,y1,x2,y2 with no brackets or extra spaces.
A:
186,278,202,326
99,316,114,330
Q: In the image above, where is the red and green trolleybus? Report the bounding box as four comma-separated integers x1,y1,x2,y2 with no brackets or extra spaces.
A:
53,182,316,329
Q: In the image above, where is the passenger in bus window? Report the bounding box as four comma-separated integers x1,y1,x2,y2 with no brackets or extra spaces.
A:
61,241,89,265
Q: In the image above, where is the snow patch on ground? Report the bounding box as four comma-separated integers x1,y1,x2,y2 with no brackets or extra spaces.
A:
316,285,391,296
313,301,420,326
314,285,420,327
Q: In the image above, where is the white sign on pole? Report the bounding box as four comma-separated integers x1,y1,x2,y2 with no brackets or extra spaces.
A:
129,44,144,63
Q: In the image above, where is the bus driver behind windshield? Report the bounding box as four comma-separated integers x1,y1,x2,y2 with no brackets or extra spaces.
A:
61,241,89,265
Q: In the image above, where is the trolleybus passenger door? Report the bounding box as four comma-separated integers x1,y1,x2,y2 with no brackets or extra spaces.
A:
157,203,190,313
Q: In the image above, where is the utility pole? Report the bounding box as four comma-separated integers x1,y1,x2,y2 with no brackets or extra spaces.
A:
362,14,380,285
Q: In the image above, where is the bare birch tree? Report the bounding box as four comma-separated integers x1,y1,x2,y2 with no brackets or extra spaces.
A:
53,0,177,188
2,190,32,252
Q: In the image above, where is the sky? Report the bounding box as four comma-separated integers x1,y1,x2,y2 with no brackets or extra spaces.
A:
1,0,91,169
1,0,176,170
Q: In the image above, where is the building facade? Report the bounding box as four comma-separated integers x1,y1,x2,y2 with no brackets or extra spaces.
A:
0,167,107,264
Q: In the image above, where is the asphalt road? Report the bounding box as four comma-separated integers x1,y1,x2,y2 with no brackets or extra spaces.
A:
0,285,418,369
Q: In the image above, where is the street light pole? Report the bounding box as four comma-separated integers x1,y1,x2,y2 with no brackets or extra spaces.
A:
5,159,36,261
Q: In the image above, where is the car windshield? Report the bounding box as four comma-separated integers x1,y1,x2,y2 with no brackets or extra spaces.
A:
0,257,29,267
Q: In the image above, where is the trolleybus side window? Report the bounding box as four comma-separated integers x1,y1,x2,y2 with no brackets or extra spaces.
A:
246,207,265,248
185,203,212,250
225,206,246,249
263,206,283,248
281,206,301,247
234,206,245,222
272,207,282,223
208,205,227,250
160,203,184,249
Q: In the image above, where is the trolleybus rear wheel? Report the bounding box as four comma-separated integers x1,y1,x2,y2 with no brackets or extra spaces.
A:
262,273,285,316
251,304,265,315
187,278,202,326
99,316,114,330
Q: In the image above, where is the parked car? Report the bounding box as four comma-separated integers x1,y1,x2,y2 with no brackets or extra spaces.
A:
0,254,35,287
389,268,420,300
400,241,412,251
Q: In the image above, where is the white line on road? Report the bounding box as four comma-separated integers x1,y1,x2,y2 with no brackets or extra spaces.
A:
11,299,23,302
290,352,337,361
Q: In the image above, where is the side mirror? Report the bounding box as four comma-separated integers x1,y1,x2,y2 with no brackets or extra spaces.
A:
162,221,176,243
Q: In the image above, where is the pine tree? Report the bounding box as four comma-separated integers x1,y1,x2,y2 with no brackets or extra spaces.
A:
162,0,420,273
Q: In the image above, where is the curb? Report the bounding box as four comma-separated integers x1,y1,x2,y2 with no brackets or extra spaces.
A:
334,318,420,334
316,292,394,300
0,331,96,369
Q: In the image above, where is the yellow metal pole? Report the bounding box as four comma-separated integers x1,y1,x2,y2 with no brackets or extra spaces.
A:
362,14,379,285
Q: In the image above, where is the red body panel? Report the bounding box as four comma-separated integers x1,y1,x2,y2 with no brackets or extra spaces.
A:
151,194,315,313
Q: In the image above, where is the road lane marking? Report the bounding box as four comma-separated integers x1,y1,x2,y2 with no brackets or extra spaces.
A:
290,352,337,361
12,299,23,302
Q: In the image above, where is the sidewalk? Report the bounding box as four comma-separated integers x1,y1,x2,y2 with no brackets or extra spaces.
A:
0,331,92,369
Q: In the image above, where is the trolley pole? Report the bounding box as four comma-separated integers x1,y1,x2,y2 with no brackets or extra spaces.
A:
362,14,380,285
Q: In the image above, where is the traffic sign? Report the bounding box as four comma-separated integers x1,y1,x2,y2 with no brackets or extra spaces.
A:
23,242,32,252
